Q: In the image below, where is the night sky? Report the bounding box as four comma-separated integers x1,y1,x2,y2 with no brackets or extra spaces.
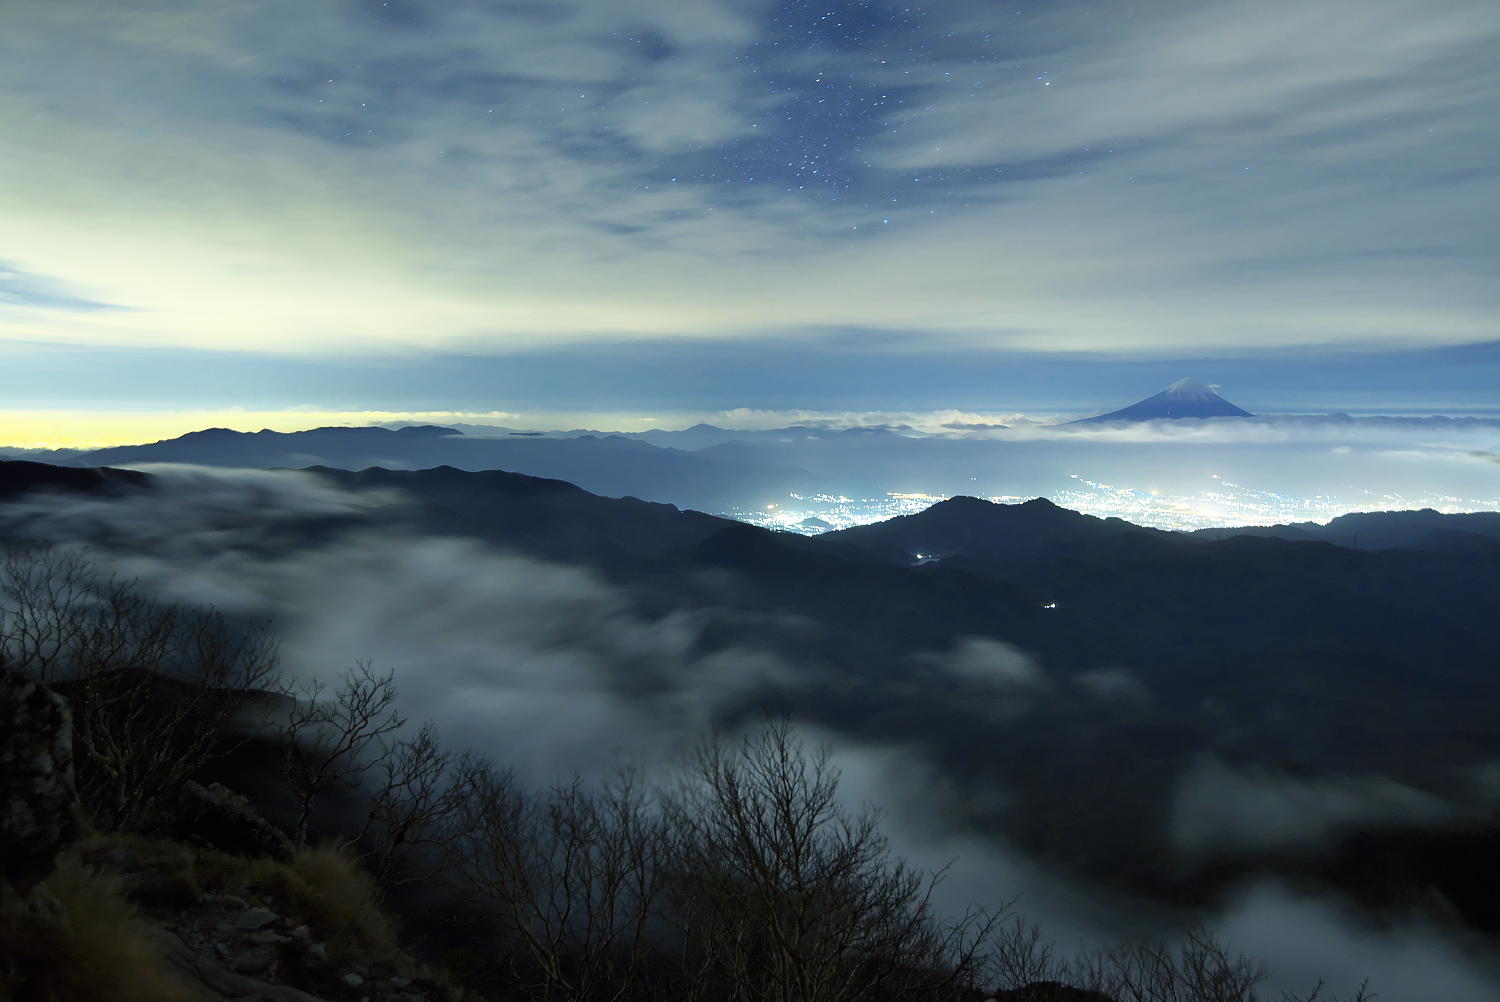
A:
2,0,1498,443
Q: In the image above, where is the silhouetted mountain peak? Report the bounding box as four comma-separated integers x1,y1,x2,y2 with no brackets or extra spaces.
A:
822,494,1158,561
925,495,1061,518
929,495,992,511
281,424,462,439
0,460,150,501
136,425,463,451
1073,378,1253,423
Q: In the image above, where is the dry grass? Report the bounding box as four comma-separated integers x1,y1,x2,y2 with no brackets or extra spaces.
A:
0,855,194,1002
79,830,201,912
10,834,417,998
72,830,402,977
190,841,399,968
190,844,296,898
288,845,400,965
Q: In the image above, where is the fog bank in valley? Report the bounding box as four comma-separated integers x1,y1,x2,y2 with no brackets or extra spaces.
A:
2,465,1496,999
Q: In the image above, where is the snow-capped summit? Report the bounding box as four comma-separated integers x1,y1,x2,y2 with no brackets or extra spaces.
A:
1072,378,1253,423
1162,377,1220,400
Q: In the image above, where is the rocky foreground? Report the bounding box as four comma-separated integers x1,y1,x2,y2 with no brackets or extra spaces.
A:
0,667,443,1002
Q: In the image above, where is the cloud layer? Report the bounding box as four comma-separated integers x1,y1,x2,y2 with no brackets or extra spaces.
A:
3,0,1496,360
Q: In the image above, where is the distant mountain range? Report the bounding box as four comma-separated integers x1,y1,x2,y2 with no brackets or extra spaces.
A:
1072,377,1254,422
55,424,810,513
7,383,1500,532
1192,507,1500,551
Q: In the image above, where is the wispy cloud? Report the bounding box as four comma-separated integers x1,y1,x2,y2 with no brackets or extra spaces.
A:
1169,756,1456,857
0,262,122,312
2,0,1495,359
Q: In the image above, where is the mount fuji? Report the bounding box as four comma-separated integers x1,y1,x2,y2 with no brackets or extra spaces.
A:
1071,377,1254,423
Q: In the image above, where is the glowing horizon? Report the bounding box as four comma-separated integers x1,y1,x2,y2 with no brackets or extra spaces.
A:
0,405,1037,450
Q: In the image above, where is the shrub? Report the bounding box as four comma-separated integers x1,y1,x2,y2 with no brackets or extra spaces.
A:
289,844,401,965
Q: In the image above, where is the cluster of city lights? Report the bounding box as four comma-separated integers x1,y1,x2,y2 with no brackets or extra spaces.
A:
728,476,1500,535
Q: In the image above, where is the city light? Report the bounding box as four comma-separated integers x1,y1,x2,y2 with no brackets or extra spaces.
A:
726,475,1500,535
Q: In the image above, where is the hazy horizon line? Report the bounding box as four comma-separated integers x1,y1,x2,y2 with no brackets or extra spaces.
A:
8,401,1500,451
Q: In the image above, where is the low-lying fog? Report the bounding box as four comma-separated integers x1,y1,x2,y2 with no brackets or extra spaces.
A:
3,465,1498,999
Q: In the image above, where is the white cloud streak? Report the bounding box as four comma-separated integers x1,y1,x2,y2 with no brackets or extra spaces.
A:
1,0,1495,357
1169,756,1456,857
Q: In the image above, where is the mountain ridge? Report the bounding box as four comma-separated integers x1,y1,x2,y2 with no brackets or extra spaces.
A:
821,493,1172,562
0,460,150,502
48,425,810,514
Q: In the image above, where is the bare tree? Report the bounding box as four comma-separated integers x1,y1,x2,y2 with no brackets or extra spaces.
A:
433,715,1366,1002
279,661,405,849
0,544,280,830
73,607,279,831
1068,927,1268,1002
451,758,672,1002
668,717,996,1002
995,923,1376,1002
1279,979,1377,1002
990,916,1068,992
1,545,99,681
1,546,177,685
357,720,469,889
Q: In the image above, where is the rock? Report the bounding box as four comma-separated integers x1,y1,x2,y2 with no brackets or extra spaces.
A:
237,905,280,930
342,971,366,988
155,926,333,1002
161,779,295,862
389,976,412,988
231,948,270,974
279,934,337,988
0,668,82,895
